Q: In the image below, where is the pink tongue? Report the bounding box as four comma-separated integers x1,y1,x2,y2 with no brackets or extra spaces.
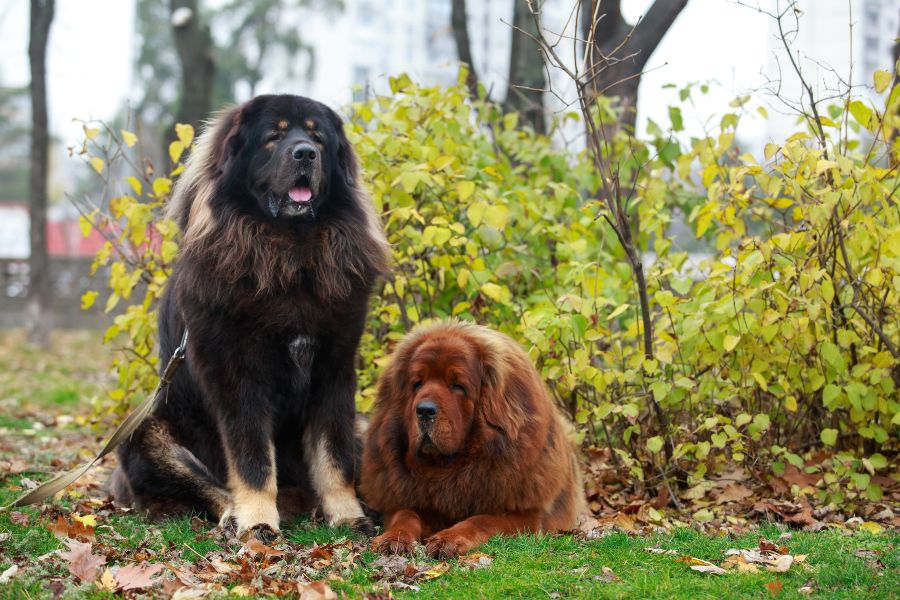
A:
288,187,312,203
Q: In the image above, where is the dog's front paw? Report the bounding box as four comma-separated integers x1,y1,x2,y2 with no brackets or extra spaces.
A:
218,505,280,543
371,529,417,554
350,516,376,539
424,530,474,558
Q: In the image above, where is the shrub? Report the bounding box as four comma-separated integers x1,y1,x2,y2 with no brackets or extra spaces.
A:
78,69,898,509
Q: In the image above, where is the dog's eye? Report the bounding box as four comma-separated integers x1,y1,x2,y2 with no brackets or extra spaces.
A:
265,131,283,143
450,384,465,394
412,381,422,391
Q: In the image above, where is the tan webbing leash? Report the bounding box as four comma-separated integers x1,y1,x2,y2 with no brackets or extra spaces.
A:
1,329,189,511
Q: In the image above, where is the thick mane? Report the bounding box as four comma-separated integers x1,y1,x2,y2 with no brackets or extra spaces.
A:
165,102,390,299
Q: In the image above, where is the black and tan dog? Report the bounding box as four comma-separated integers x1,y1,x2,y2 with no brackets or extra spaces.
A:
110,95,389,541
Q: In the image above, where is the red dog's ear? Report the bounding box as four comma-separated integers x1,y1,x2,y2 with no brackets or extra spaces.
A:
479,337,530,442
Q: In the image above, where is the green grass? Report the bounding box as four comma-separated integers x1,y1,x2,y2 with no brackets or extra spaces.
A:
1,484,896,600
0,331,896,598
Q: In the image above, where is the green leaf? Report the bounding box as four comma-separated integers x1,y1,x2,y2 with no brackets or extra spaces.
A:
646,436,664,454
848,100,874,129
868,453,887,470
723,334,741,352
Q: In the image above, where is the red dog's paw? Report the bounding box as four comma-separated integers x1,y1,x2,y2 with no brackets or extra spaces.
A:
424,531,474,558
371,529,417,555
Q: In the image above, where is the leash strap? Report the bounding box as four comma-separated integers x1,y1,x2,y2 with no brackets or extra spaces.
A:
1,329,189,511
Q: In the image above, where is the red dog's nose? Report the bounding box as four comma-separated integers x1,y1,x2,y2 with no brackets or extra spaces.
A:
416,400,438,419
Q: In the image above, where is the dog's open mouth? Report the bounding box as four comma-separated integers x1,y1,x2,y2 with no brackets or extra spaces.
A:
288,176,314,205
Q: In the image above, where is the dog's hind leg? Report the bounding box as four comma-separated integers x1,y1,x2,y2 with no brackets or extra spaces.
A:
115,416,231,520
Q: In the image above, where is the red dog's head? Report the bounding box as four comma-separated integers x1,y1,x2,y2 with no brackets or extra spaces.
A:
376,321,541,461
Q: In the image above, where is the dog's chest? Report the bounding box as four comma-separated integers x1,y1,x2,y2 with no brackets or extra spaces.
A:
288,333,317,369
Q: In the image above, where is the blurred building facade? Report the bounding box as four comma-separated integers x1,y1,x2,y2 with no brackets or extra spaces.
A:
764,0,899,144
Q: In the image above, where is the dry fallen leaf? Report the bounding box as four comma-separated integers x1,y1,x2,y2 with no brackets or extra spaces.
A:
766,580,783,594
298,580,337,600
0,565,18,584
115,563,165,591
458,552,493,570
681,556,728,575
97,568,117,592
10,512,29,526
594,566,621,583
715,483,754,504
644,546,678,555
242,537,284,558
420,562,450,580
60,538,106,583
765,554,794,573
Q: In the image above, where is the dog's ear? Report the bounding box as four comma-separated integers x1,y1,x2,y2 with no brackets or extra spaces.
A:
210,104,245,175
479,338,529,442
326,108,359,186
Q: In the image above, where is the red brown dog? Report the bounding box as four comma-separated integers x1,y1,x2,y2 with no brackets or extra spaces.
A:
360,320,584,558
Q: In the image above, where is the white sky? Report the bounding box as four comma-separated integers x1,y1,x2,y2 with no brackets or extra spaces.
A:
3,0,887,165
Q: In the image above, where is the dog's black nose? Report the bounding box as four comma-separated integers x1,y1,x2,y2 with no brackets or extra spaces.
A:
416,400,438,419
292,142,317,162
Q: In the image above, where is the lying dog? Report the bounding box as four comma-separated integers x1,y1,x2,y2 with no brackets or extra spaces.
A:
360,320,585,557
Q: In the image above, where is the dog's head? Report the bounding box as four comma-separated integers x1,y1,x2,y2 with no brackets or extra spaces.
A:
223,94,357,221
174,94,358,227
376,322,532,462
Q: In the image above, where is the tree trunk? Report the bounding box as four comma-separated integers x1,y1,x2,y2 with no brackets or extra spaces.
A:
580,0,688,133
26,0,54,349
504,0,547,134
450,0,480,99
170,0,215,135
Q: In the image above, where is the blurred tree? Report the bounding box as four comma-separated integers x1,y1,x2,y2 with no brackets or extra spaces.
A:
134,0,335,146
580,0,688,133
504,0,547,133
450,0,480,99
451,0,547,132
170,0,215,133
0,85,31,200
26,0,54,349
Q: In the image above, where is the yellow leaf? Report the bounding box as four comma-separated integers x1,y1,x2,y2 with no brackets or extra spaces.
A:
83,125,101,140
457,181,475,202
152,177,172,198
420,562,449,580
168,140,184,164
723,335,741,351
120,129,138,147
815,159,838,174
127,176,142,196
73,514,97,527
764,143,780,161
873,70,892,94
80,291,98,310
480,282,510,303
483,205,509,229
79,215,92,238
859,521,883,535
89,157,105,174
467,201,486,226
607,303,630,320
433,155,455,171
175,123,195,147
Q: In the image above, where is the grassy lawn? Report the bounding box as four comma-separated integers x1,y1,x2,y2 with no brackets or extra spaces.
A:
0,331,897,598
